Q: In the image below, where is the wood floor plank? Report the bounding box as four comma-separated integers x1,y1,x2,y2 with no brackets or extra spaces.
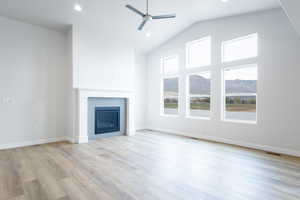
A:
10,195,27,200
23,180,48,200
11,148,36,183
22,147,67,200
56,196,71,200
0,150,24,200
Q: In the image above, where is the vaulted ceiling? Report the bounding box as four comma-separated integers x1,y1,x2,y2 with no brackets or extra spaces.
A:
280,0,300,36
0,0,280,53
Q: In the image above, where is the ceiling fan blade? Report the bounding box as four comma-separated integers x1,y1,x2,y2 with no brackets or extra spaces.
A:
152,14,176,19
138,19,148,31
126,5,145,17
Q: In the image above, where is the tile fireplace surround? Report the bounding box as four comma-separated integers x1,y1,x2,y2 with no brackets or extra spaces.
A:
74,89,136,143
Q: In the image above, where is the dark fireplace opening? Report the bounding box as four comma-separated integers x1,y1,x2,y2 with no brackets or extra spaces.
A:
95,107,120,134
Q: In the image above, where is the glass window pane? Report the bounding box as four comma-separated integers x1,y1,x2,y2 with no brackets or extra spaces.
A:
189,72,211,118
163,56,178,75
187,37,211,68
225,67,257,94
222,34,258,62
163,78,179,115
224,65,257,122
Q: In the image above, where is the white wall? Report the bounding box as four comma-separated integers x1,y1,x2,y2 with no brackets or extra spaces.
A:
72,24,135,91
134,53,147,130
0,16,70,148
146,9,300,156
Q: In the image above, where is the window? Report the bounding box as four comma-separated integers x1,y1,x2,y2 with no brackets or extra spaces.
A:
185,36,212,119
187,72,211,118
161,56,179,116
223,64,257,122
186,36,211,68
222,34,258,62
163,77,179,115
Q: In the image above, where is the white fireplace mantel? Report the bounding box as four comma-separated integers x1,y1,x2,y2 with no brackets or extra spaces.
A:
74,88,136,143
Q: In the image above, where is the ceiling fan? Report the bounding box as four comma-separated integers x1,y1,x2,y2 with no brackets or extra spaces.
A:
126,0,176,31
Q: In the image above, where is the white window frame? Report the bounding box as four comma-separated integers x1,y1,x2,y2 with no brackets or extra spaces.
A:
221,33,258,63
221,64,258,124
186,71,212,120
160,55,180,117
186,36,212,69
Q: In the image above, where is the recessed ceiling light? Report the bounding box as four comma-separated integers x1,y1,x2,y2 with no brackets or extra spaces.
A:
74,4,82,12
146,32,152,37
221,0,229,2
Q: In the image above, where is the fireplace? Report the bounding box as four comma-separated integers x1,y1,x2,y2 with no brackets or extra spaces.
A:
95,107,120,134
75,89,135,144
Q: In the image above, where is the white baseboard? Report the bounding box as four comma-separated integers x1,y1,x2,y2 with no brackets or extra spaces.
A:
65,136,75,143
136,128,148,132
148,128,300,158
76,136,89,144
0,137,69,150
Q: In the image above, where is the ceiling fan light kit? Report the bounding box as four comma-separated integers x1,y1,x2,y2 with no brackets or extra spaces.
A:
126,0,176,31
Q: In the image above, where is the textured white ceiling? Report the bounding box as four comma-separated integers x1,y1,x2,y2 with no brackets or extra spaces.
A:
0,0,280,53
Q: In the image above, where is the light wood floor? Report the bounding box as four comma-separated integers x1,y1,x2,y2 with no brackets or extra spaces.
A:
1,131,300,200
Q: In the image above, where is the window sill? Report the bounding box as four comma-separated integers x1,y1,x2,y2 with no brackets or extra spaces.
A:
222,119,257,125
186,116,210,120
160,114,180,118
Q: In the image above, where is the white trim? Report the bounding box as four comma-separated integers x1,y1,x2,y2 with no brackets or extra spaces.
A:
186,116,210,120
76,88,134,93
161,114,180,118
222,119,257,125
0,137,69,150
136,129,148,132
223,63,258,71
75,136,89,144
65,136,76,143
148,128,300,157
225,93,256,97
161,74,180,79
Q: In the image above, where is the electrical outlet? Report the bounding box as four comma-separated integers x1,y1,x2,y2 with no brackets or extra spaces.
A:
2,97,14,104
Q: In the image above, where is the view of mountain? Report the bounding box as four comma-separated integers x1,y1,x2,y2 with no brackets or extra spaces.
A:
225,79,257,93
164,76,256,94
189,75,210,94
164,78,179,92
